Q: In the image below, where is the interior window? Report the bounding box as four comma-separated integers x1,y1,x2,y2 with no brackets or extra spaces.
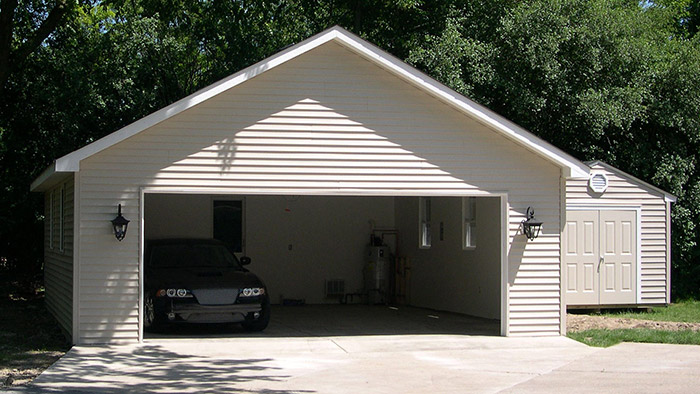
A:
213,199,244,253
419,197,431,249
463,197,476,249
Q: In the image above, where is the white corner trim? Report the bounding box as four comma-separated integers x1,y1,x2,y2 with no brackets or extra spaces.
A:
72,172,80,345
138,188,145,343
499,194,509,336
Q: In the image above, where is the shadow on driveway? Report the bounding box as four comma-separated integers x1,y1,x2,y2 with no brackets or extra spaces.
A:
29,305,504,393
32,344,310,394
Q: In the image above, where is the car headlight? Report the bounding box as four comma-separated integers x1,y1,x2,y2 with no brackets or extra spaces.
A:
157,288,194,298
239,287,265,297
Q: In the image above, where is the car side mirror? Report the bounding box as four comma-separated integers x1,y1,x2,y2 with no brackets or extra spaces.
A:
240,256,252,265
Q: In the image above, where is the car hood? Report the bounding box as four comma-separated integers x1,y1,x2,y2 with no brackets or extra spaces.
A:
146,266,265,290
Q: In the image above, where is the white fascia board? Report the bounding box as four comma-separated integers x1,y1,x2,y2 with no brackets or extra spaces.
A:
30,162,74,192
30,163,56,191
53,29,343,172
30,162,70,192
587,160,677,203
332,28,590,178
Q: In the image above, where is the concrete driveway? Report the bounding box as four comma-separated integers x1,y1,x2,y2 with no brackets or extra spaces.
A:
22,306,700,393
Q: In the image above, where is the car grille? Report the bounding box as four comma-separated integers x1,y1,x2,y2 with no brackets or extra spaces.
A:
191,288,238,305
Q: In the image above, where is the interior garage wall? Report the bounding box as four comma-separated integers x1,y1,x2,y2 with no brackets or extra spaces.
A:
144,194,213,239
144,194,394,304
247,195,395,304
395,196,501,320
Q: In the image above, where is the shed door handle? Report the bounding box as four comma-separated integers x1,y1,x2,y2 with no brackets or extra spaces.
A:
598,256,604,273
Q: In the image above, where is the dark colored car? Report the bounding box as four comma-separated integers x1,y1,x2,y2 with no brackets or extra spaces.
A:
144,238,270,332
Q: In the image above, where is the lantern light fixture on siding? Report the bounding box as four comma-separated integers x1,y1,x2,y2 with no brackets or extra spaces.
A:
111,204,130,241
522,206,543,241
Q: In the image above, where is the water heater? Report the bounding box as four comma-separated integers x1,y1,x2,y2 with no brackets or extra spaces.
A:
364,245,392,304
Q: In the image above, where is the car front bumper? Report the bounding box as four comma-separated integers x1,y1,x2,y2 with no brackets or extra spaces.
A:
167,302,263,323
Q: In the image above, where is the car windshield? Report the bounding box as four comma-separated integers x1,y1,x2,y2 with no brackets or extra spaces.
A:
149,243,243,269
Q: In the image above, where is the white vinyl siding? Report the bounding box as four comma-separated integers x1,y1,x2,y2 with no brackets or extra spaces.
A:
566,164,669,304
76,41,563,343
44,177,74,338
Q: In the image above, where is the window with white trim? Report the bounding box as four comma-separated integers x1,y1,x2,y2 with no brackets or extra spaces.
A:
59,184,65,252
419,197,431,249
49,190,55,250
462,197,476,249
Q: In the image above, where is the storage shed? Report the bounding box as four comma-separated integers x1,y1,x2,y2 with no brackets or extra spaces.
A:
30,26,674,345
565,161,676,307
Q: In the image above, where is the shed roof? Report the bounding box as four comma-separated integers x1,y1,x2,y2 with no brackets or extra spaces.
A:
32,25,590,191
586,161,676,203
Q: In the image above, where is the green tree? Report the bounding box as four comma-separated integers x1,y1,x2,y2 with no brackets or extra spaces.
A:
0,0,79,94
410,0,700,297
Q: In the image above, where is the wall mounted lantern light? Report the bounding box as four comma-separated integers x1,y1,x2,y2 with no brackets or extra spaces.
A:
111,204,130,241
522,206,543,241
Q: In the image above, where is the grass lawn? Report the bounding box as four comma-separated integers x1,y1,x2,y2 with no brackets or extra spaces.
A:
602,300,700,323
568,300,700,347
0,279,70,387
568,328,700,347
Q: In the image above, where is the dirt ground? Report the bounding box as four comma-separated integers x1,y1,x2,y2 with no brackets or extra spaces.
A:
567,313,700,332
0,350,65,387
0,281,70,389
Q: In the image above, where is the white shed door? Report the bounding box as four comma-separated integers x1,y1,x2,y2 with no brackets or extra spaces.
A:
564,210,636,306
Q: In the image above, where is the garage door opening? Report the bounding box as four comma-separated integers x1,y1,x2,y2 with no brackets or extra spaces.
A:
142,193,502,338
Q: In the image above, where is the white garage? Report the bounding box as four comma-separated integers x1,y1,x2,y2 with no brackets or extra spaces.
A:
31,26,672,345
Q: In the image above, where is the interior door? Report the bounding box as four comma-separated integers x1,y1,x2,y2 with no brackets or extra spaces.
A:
564,210,636,306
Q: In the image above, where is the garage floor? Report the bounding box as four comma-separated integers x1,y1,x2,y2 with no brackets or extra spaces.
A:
146,304,501,339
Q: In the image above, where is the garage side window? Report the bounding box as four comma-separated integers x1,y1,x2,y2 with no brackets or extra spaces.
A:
59,184,65,252
49,190,55,250
419,197,431,249
213,200,244,253
462,197,476,250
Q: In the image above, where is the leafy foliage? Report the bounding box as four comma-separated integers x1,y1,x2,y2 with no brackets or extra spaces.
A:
0,0,699,297
409,0,700,298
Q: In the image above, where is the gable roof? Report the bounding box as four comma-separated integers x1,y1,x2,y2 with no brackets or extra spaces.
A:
586,161,677,203
31,25,590,191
